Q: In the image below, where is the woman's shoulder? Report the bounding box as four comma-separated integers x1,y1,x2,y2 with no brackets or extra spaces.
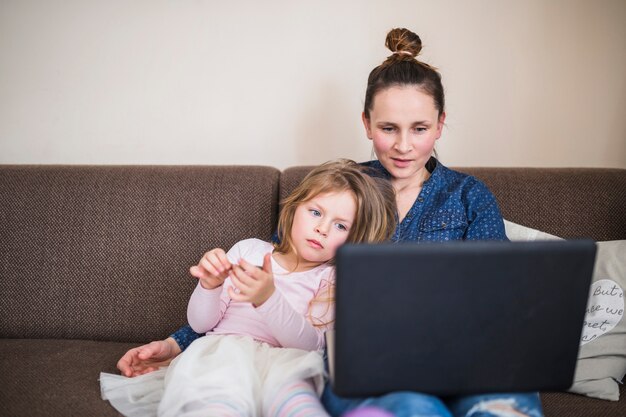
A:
433,160,493,196
424,160,506,239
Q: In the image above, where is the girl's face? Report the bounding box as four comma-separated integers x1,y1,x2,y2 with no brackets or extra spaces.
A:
290,190,357,266
363,85,445,184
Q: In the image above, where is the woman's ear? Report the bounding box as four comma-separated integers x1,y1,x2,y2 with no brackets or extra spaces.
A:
362,112,373,140
435,112,446,140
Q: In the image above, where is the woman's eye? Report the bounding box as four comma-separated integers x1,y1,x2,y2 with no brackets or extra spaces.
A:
335,223,348,232
381,126,395,133
309,209,321,217
415,127,427,133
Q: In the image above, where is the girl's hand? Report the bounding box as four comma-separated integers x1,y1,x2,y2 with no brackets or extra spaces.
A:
228,253,275,307
189,248,232,289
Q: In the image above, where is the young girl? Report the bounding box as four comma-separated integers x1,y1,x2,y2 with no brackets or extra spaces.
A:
100,159,397,417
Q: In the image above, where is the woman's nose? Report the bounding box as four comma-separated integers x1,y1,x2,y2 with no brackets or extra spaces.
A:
394,132,412,153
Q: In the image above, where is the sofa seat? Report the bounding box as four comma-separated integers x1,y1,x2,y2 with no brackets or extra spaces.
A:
0,339,136,417
541,387,626,417
2,339,623,416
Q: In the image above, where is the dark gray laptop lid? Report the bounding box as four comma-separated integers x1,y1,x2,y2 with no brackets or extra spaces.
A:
330,240,596,397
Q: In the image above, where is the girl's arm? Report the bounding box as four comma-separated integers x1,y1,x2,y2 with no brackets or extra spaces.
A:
187,244,244,334
255,275,335,351
187,282,228,333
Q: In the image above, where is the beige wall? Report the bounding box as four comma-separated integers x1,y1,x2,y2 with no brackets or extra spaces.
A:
1,0,625,169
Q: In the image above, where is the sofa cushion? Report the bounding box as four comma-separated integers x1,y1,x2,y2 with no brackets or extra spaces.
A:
505,220,626,401
462,168,626,241
0,166,280,343
541,389,626,417
0,339,624,417
0,338,139,417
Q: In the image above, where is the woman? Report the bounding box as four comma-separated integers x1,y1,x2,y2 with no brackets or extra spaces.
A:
116,28,543,417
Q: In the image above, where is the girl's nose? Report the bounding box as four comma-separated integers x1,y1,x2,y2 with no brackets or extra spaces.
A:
315,222,329,236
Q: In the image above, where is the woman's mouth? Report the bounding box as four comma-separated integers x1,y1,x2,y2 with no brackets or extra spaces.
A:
391,157,412,168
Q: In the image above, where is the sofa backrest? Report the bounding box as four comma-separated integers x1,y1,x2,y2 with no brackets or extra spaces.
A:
281,166,626,242
459,167,626,241
1,165,624,343
0,165,279,342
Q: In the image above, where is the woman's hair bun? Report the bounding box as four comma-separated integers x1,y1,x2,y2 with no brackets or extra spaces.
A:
385,28,422,58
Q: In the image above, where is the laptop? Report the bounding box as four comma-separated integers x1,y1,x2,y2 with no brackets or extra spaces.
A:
328,240,596,397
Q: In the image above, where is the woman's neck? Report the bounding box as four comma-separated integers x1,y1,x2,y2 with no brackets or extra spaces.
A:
272,251,323,273
392,167,431,222
391,166,430,192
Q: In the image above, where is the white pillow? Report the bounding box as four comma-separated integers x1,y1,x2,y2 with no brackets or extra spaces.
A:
504,220,626,401
504,220,562,241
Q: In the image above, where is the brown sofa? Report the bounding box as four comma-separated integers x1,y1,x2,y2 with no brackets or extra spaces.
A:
0,164,624,417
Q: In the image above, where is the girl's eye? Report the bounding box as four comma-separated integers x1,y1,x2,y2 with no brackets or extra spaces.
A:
382,126,395,133
335,223,348,232
309,209,321,217
415,127,427,133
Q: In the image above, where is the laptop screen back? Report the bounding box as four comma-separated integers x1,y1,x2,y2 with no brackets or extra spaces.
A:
330,240,596,397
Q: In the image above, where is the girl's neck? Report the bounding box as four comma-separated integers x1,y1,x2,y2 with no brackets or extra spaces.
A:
272,251,324,273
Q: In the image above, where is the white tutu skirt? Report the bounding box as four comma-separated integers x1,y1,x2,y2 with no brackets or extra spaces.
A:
100,335,326,417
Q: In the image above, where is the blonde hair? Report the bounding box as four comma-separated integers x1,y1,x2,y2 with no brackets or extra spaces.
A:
274,159,397,327
275,159,396,258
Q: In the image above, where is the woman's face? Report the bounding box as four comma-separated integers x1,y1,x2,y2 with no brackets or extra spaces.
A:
363,85,445,183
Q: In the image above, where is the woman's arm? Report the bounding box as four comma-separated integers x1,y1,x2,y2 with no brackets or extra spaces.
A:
464,180,508,241
116,336,182,377
116,297,222,377
170,324,204,351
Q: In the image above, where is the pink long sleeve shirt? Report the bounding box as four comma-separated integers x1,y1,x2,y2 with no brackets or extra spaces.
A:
187,239,335,351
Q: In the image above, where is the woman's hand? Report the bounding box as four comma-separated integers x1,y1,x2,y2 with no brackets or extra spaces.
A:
228,253,275,307
189,248,232,289
116,337,181,377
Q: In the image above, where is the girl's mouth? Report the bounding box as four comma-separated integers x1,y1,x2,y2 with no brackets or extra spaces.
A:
307,239,323,249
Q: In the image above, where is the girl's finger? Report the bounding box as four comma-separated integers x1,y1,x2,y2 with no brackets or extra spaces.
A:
262,253,273,275
200,256,222,277
189,265,211,280
239,258,261,279
215,250,232,271
207,249,231,272
206,252,227,272
227,285,248,302
231,265,255,287
229,271,251,293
